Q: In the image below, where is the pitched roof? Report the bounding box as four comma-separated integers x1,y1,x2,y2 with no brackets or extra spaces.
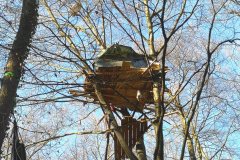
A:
93,44,147,70
95,43,144,59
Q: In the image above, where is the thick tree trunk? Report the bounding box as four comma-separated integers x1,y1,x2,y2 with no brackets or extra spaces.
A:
0,0,38,154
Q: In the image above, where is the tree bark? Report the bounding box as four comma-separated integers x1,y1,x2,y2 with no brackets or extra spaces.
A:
186,134,196,160
144,0,155,57
153,74,164,160
136,138,147,160
0,0,38,154
180,116,196,160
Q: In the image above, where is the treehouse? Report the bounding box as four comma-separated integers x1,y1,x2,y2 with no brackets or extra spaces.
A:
69,43,168,111
69,44,169,159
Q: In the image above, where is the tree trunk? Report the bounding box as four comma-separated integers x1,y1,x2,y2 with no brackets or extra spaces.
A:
0,0,38,154
180,117,196,160
136,138,147,160
153,75,164,160
186,134,196,160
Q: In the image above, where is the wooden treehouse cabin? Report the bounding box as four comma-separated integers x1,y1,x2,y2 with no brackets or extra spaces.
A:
70,43,168,111
69,43,169,159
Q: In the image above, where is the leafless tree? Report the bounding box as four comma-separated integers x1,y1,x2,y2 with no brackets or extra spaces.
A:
1,0,240,159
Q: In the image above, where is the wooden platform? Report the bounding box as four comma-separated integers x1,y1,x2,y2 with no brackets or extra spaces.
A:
70,61,168,111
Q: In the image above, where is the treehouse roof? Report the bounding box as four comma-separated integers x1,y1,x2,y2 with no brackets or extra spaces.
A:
93,43,148,71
